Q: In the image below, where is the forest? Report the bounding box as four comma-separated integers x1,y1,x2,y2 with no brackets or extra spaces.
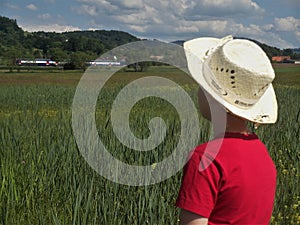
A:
0,16,139,70
0,15,299,70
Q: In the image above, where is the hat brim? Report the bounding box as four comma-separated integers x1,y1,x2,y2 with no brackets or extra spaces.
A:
184,37,278,124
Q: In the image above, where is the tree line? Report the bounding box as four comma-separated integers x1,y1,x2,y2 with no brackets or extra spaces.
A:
0,16,299,71
0,16,139,70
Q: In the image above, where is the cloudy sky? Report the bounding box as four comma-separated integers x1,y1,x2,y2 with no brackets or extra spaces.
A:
1,0,299,49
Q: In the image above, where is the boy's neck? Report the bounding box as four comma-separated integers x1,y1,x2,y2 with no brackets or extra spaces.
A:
213,112,251,135
225,113,251,134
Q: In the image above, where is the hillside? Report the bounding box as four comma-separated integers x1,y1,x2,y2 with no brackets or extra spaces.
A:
0,16,140,69
0,15,299,70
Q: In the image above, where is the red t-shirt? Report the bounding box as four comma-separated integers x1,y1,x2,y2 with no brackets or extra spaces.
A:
176,132,276,225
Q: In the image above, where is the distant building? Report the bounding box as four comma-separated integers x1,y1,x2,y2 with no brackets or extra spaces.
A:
272,56,291,63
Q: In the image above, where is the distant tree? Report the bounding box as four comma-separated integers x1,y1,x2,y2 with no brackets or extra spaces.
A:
126,61,152,72
5,47,21,72
85,38,105,55
48,48,68,62
259,43,281,59
29,32,53,55
0,16,24,47
51,41,63,49
69,51,92,71
282,49,293,56
33,49,44,58
290,52,300,60
140,61,152,72
64,36,84,52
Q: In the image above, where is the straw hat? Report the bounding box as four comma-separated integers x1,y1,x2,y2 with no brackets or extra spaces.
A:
184,35,278,124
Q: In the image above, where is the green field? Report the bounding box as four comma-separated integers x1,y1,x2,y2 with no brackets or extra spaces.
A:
0,65,299,224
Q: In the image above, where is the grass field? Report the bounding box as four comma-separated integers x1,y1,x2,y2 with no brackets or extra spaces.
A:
0,65,299,224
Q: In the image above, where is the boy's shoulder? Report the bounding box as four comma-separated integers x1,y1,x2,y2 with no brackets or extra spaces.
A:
189,132,262,165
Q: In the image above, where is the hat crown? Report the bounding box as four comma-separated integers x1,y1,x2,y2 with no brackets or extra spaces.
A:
204,39,275,108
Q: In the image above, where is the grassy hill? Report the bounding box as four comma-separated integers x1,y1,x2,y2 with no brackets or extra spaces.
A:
0,16,140,68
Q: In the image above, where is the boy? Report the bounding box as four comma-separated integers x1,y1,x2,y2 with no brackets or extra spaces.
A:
176,36,278,225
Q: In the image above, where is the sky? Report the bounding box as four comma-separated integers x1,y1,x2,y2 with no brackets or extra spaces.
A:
1,0,299,49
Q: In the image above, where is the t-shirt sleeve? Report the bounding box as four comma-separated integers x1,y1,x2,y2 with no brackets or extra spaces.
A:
175,149,221,218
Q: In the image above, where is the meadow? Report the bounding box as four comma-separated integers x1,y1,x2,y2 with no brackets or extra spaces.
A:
0,65,299,224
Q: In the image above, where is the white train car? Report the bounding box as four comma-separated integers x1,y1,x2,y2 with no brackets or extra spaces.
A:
16,59,58,67
87,60,126,67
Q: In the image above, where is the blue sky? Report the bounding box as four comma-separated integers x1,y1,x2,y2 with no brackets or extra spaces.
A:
1,0,299,49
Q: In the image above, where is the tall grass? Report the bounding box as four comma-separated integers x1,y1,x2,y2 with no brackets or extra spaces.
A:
0,77,299,224
258,86,300,224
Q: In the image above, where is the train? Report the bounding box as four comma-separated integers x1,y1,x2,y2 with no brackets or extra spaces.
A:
16,58,127,68
86,59,126,67
16,59,58,67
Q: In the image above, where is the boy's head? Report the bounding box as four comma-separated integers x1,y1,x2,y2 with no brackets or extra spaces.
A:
184,35,278,124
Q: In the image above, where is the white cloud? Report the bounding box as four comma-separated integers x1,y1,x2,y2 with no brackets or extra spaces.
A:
262,24,274,31
230,23,264,36
85,19,106,30
79,5,98,16
75,0,264,18
20,24,80,33
38,13,52,20
273,17,300,47
75,0,118,14
202,0,263,12
175,20,228,35
75,0,265,29
182,0,264,19
26,4,38,11
296,31,300,43
114,4,161,26
274,17,300,32
71,0,299,48
226,22,294,48
127,24,148,33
